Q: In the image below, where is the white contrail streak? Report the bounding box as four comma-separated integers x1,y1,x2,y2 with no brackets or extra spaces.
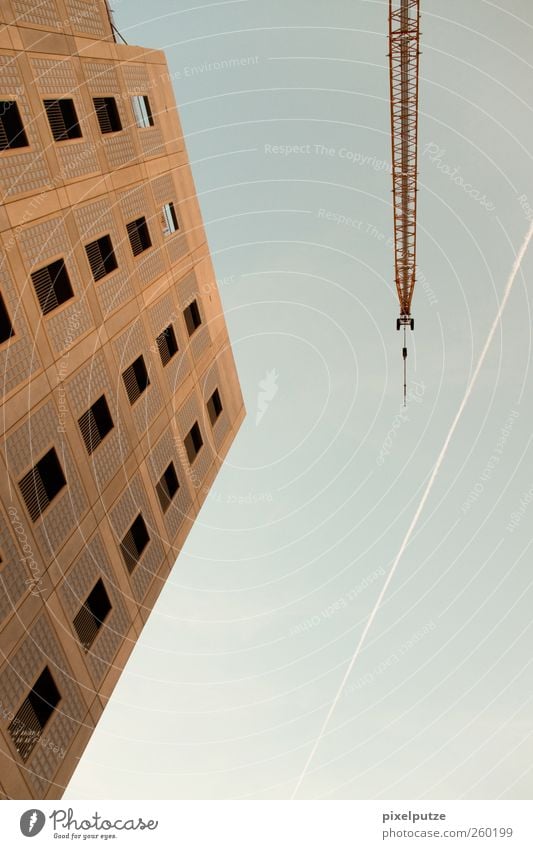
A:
291,220,533,799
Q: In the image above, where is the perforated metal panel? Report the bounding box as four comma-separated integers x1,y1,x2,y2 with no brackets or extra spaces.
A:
59,534,131,685
0,612,86,796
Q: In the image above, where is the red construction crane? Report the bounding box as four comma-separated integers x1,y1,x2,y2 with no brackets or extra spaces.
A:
388,0,421,404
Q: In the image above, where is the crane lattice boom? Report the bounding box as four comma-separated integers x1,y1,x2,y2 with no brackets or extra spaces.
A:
389,0,421,322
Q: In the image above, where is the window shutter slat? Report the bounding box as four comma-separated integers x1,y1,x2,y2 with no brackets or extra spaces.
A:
156,333,170,366
85,240,105,281
156,479,170,512
19,468,49,522
8,699,42,761
126,221,143,256
0,119,9,150
120,529,138,574
31,260,73,316
73,605,99,651
78,408,101,454
44,101,67,141
31,267,57,315
94,98,112,134
122,365,140,404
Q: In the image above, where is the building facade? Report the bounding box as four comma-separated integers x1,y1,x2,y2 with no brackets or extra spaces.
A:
0,0,244,799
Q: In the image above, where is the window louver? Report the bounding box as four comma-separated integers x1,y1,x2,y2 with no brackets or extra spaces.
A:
183,299,202,336
8,699,42,761
19,467,49,522
126,217,151,256
122,356,150,405
78,408,100,454
8,667,60,762
85,235,117,281
184,422,203,464
45,100,66,140
93,97,122,134
18,448,66,522
122,365,142,405
156,463,179,512
120,514,150,574
126,220,143,256
156,324,178,366
31,259,73,315
78,395,113,455
94,98,111,133
73,578,112,651
207,388,223,425
73,605,100,652
44,99,82,142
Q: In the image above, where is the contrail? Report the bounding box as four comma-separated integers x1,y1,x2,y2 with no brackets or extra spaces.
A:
291,220,533,799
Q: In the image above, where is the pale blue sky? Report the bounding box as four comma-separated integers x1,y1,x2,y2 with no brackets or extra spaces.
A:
66,0,533,799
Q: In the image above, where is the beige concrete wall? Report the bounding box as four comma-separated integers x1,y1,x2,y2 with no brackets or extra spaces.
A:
0,1,245,799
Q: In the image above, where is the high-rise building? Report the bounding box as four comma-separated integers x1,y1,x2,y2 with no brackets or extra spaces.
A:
0,0,244,799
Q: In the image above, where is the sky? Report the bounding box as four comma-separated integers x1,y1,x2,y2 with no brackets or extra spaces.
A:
66,0,533,799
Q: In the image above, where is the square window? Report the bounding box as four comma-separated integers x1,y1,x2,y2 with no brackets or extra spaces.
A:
183,299,202,336
19,447,66,522
0,101,29,150
122,355,150,405
184,421,203,464
126,217,152,256
131,94,154,128
44,99,82,141
78,395,114,454
162,201,179,235
120,514,150,573
93,97,122,134
8,666,60,761
85,235,117,281
73,578,112,651
31,259,73,315
207,388,223,425
156,462,179,512
156,324,178,366
0,292,14,343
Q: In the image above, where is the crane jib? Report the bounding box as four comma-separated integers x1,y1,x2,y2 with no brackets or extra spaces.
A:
388,0,421,403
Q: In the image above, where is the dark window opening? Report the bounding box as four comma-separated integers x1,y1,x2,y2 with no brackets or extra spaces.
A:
120,514,150,574
19,447,66,522
8,666,60,761
93,97,122,134
122,355,150,405
207,388,223,425
156,462,179,512
184,421,203,464
0,292,14,343
132,95,154,128
31,259,73,315
85,234,117,281
156,324,178,366
44,99,82,141
78,395,114,455
126,217,152,256
183,299,202,336
0,101,29,150
162,201,179,235
73,578,112,651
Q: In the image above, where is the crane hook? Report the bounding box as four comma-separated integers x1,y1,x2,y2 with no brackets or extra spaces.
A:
402,325,407,406
397,314,413,406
